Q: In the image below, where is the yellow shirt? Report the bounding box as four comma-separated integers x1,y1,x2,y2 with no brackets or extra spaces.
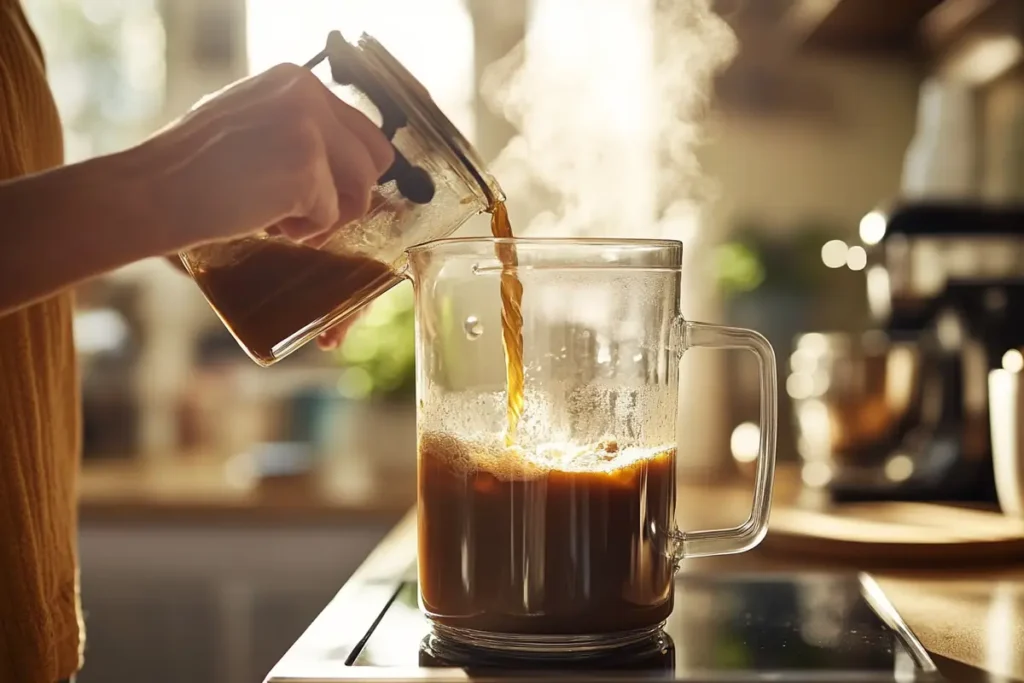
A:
0,2,84,681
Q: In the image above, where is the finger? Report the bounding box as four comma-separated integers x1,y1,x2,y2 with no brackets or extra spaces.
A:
316,329,343,351
301,186,393,248
279,161,341,240
300,225,344,248
276,217,322,240
315,84,395,176
318,120,380,226
278,134,377,244
317,314,360,350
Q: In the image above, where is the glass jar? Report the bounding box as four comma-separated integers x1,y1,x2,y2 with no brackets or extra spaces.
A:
410,238,778,656
180,30,501,366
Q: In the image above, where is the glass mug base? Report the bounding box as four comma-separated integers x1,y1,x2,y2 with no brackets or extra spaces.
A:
425,621,667,660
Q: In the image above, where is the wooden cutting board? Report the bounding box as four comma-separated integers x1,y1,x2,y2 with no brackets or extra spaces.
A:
763,502,1024,565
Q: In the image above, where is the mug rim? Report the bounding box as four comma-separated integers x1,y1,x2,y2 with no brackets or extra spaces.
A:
407,236,684,254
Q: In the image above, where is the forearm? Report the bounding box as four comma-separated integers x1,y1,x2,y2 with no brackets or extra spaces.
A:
0,146,177,315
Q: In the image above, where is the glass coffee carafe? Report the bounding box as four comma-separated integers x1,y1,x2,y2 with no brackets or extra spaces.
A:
410,238,777,656
180,30,501,366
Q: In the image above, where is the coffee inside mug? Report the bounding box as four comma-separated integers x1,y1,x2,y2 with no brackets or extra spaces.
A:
419,432,676,636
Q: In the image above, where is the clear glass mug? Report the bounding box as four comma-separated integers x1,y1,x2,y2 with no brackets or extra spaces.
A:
410,238,777,656
180,30,500,366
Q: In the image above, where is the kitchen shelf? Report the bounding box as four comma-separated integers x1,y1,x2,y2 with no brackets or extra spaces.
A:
724,0,1024,82
794,0,1024,86
795,0,946,57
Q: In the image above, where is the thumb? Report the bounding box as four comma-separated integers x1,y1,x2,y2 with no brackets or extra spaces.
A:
276,175,341,240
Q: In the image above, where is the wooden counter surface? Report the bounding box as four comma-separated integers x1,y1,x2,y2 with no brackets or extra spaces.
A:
271,468,1024,682
79,454,415,524
676,486,1024,681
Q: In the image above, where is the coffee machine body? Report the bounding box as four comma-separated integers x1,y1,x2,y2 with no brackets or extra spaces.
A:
828,202,1024,504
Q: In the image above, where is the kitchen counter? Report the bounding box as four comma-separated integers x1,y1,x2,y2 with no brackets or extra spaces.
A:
270,467,1024,682
79,453,415,525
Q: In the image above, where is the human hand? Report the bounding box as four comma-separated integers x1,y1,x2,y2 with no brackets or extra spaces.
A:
145,63,394,250
149,63,394,350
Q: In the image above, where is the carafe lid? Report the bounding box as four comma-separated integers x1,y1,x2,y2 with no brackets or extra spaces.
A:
307,31,501,209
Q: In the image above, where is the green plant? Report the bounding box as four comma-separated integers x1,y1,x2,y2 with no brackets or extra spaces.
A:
713,240,765,296
713,219,846,299
335,282,416,402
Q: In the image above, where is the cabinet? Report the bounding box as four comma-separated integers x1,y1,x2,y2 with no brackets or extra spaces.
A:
77,520,394,683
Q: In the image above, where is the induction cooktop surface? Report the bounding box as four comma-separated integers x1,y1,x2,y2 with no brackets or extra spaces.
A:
335,573,941,681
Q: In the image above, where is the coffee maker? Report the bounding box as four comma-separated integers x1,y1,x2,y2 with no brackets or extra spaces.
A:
826,202,1024,504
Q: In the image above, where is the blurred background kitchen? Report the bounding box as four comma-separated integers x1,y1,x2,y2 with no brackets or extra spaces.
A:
22,0,1024,681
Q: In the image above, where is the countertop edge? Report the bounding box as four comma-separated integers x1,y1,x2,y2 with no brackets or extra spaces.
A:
265,508,419,682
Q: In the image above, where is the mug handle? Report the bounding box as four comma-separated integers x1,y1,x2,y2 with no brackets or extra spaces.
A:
670,319,778,560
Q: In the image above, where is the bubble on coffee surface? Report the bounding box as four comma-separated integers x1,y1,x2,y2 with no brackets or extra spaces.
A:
422,381,675,441
418,380,677,481
419,430,673,482
463,315,483,340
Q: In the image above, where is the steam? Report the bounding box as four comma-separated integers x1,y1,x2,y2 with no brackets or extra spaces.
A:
480,0,736,242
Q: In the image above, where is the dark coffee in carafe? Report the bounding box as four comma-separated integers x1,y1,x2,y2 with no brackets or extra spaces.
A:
418,432,676,635
186,240,398,365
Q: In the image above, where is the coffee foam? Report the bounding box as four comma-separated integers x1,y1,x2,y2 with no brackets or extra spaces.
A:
419,430,674,482
420,383,678,450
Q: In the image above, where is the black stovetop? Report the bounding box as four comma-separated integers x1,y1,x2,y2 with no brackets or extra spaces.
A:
344,573,942,681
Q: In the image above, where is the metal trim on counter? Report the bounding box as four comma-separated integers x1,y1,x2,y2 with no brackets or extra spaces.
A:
266,511,418,681
859,573,939,676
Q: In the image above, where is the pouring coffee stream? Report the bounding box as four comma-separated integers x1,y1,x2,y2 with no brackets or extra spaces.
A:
314,27,528,442
489,201,526,445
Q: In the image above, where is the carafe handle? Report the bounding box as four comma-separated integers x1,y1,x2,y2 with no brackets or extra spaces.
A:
669,319,777,560
305,31,436,204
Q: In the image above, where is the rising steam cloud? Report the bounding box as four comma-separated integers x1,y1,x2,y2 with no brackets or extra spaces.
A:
480,0,736,242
